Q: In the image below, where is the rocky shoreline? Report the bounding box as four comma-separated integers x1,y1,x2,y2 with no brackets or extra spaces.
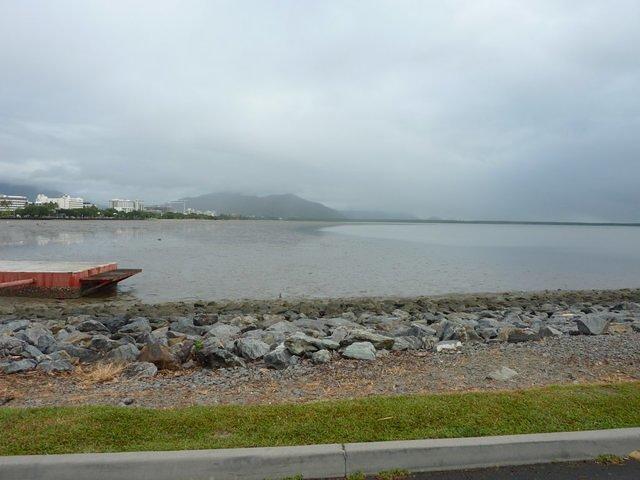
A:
1,288,640,407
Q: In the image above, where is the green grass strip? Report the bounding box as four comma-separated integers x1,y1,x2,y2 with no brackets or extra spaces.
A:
2,382,640,456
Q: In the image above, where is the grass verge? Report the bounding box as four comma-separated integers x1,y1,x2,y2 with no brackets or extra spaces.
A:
1,382,640,456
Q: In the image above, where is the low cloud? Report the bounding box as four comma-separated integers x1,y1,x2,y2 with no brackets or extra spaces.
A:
1,0,639,221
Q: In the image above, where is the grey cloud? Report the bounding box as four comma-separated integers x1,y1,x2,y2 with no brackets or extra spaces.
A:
1,0,639,220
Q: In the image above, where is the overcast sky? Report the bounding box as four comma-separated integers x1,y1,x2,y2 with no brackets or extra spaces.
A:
1,1,639,221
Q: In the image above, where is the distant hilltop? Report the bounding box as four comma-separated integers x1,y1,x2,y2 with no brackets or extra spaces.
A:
179,192,346,220
0,182,63,202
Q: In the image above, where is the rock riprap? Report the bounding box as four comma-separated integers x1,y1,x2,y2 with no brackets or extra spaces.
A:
1,295,640,374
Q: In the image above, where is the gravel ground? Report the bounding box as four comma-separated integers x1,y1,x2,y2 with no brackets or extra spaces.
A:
2,332,639,408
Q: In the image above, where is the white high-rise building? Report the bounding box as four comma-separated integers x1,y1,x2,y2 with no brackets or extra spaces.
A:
0,194,28,211
35,194,84,210
109,199,144,212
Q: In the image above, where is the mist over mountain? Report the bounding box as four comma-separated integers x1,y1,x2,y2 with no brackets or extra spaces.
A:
341,210,420,221
180,192,346,220
0,182,63,202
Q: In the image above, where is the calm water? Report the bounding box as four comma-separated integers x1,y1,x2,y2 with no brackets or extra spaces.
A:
1,220,639,302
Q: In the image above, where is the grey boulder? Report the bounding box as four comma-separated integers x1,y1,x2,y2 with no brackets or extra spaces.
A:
264,344,295,369
106,343,140,363
16,326,56,353
341,329,394,350
576,315,611,335
235,338,270,360
487,366,519,381
118,317,152,335
0,359,36,374
311,349,331,364
342,341,376,361
122,361,158,378
38,357,74,373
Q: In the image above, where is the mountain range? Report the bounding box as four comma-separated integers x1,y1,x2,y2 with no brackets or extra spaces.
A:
0,182,63,202
180,192,346,220
1,182,417,220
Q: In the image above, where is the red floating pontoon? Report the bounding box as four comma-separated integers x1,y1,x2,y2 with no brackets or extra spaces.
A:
0,261,141,298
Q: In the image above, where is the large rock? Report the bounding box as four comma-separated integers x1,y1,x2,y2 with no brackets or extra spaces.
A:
56,344,99,363
38,356,74,373
0,335,27,357
341,329,394,349
487,366,519,381
235,338,270,360
324,317,359,329
122,361,158,378
170,317,207,336
76,320,110,334
266,321,299,334
229,315,258,328
435,340,462,352
407,322,437,338
311,349,331,364
16,326,56,353
264,344,295,369
285,332,320,355
538,325,563,338
87,335,122,352
138,342,180,370
195,338,245,368
118,317,152,336
392,336,423,351
0,359,36,374
259,314,286,328
342,341,376,360
576,315,611,335
22,344,45,360
106,344,140,363
0,319,29,335
498,327,538,343
205,324,241,340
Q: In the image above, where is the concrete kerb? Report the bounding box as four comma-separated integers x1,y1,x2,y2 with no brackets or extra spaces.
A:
344,427,640,474
1,428,639,480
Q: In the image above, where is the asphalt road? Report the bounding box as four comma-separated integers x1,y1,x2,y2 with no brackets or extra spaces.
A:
411,460,640,479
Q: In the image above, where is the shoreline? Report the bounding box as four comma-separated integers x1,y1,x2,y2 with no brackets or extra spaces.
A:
1,287,639,408
2,286,640,316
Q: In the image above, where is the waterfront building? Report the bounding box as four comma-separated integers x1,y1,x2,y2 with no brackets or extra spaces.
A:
0,194,28,212
109,198,144,212
35,194,84,210
186,208,217,217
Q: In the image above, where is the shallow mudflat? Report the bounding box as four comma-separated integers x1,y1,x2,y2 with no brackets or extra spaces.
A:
1,288,639,408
